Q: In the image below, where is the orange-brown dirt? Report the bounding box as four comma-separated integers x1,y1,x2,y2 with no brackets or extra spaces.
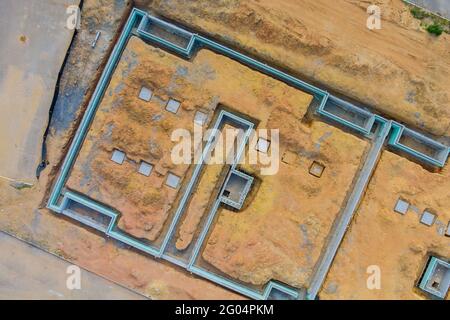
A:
2,0,449,300
0,32,316,298
0,30,316,299
139,0,450,138
67,34,314,243
0,178,242,299
320,151,449,300
201,121,368,289
66,39,202,242
175,124,239,251
0,1,241,299
45,0,132,168
175,162,225,251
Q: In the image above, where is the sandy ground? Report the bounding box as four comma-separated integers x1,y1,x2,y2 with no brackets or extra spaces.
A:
140,0,450,138
1,32,313,299
68,35,314,247
66,37,199,242
0,0,79,183
1,0,448,300
0,179,242,299
0,2,242,300
0,231,146,299
201,121,368,289
83,36,372,291
175,124,235,251
320,151,449,300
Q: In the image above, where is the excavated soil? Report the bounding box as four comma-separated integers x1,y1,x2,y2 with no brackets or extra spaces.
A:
175,123,239,251
0,177,242,299
201,121,368,289
2,0,449,300
139,0,450,138
67,35,314,244
0,2,241,299
320,151,449,300
66,39,198,241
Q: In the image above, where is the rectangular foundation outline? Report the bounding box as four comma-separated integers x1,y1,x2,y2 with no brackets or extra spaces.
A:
47,8,449,300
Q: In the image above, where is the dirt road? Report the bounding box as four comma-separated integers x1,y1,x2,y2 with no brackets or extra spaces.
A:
0,231,146,299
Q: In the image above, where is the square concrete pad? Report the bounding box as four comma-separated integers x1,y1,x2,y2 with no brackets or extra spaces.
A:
111,150,125,164
166,99,181,114
166,172,180,189
309,161,325,178
138,87,152,101
256,138,270,153
194,111,207,126
138,161,153,176
394,198,409,215
420,210,436,226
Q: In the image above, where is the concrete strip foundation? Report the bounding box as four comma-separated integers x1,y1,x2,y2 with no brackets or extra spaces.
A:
46,8,450,300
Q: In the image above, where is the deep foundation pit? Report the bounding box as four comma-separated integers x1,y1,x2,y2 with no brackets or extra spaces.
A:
66,35,314,250
320,151,450,300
